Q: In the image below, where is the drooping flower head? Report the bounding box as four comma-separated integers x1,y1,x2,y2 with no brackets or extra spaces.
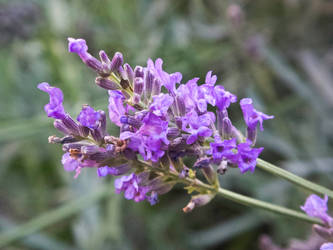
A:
240,98,274,131
301,194,333,225
38,82,66,120
77,105,101,129
231,139,263,173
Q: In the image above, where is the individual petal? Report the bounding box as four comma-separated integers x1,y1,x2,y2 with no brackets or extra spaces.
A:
205,71,217,85
108,90,125,127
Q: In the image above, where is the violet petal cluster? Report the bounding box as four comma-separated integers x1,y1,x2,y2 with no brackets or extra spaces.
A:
301,194,333,225
39,37,274,206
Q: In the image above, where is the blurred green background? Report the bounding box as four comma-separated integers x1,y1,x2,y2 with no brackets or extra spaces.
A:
0,0,332,249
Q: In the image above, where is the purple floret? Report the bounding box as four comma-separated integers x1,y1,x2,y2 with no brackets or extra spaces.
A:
181,110,214,145
114,173,149,202
214,85,237,111
149,93,174,118
121,112,169,162
240,98,274,131
68,38,88,56
77,105,101,129
208,137,237,163
230,140,263,173
147,58,182,94
301,194,333,225
38,82,66,120
61,152,79,172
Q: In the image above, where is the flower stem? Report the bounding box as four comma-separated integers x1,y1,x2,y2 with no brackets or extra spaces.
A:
183,175,323,225
256,158,333,199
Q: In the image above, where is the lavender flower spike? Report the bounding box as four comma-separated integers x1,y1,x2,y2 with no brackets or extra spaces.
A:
38,82,66,120
240,98,274,131
301,194,333,225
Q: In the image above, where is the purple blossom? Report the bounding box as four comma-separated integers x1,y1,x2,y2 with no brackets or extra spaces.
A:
108,90,126,127
61,152,79,172
214,85,237,110
230,140,263,173
147,191,159,205
38,82,66,119
240,98,274,131
147,58,182,93
121,112,169,162
182,110,214,144
114,173,149,202
149,93,174,118
68,38,88,57
301,194,332,225
321,243,333,250
77,105,101,129
208,137,237,163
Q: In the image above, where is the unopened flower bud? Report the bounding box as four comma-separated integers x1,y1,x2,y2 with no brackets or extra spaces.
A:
222,117,232,139
183,194,214,213
54,119,70,134
99,50,112,74
110,52,123,72
144,69,154,99
246,127,257,146
62,115,80,136
134,66,144,78
124,63,134,84
176,95,186,116
152,78,161,96
120,115,142,128
81,145,100,155
95,77,119,90
134,77,144,95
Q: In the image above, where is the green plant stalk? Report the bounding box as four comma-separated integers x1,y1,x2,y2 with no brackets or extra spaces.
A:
176,173,323,226
256,158,333,199
0,184,112,248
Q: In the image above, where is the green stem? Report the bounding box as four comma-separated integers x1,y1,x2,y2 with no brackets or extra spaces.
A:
257,158,333,199
180,174,323,225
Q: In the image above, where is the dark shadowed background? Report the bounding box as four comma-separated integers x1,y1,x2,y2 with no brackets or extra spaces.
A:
0,0,333,249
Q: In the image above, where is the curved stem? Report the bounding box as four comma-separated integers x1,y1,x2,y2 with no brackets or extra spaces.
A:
256,158,333,199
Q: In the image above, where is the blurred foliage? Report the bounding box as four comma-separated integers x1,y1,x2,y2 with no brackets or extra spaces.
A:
0,0,332,249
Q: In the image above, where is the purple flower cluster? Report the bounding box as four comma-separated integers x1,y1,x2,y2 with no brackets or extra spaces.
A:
39,37,274,205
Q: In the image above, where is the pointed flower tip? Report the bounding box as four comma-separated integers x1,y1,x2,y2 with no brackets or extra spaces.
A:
67,37,88,54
